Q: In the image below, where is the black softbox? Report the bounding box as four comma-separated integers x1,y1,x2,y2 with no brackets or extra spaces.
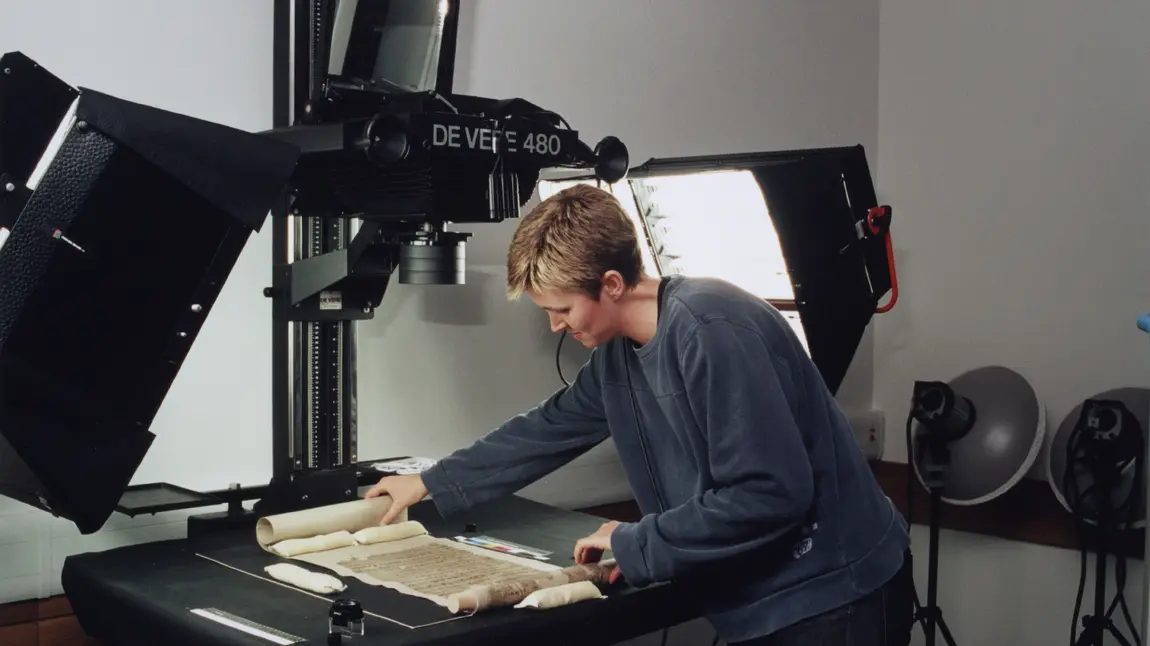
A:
0,52,300,534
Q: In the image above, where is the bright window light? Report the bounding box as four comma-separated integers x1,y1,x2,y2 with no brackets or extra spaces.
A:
629,170,792,301
537,170,807,353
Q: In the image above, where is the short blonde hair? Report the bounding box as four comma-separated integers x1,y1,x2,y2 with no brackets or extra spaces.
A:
506,183,644,300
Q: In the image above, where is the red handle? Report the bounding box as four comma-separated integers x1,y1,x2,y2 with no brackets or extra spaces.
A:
867,207,898,314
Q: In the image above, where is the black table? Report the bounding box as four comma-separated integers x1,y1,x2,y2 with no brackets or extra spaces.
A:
61,496,700,645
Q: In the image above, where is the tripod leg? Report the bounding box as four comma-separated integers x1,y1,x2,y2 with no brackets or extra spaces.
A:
910,575,924,617
1108,626,1134,646
934,614,959,646
925,487,943,646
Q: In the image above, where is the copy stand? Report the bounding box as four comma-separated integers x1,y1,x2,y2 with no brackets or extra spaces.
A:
911,433,959,646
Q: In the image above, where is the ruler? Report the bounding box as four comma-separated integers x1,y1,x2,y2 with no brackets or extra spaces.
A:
191,608,304,644
453,534,552,560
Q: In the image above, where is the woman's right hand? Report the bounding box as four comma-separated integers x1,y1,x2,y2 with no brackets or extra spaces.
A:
364,474,428,525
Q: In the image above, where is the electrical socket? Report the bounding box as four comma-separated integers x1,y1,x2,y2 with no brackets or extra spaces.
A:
848,410,885,461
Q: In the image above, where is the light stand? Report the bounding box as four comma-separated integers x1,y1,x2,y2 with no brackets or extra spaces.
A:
1063,399,1143,646
906,367,1045,646
907,380,972,646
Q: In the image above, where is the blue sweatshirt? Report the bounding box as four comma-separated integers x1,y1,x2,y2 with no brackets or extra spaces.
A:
420,274,909,642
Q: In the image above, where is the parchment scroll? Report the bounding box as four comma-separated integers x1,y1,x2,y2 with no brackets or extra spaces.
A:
254,499,613,614
443,559,615,613
255,496,408,554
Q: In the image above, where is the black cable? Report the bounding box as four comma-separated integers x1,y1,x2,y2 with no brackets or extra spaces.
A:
1116,439,1144,646
551,182,616,390
905,412,916,527
1071,520,1089,646
1063,409,1144,646
1066,422,1089,646
904,412,927,622
555,331,570,386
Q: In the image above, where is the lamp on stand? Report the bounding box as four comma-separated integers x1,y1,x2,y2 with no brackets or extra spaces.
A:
906,366,1046,646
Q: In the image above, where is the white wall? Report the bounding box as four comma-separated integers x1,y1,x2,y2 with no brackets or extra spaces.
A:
0,6,882,646
874,0,1150,643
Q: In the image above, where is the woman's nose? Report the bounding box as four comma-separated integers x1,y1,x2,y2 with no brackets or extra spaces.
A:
548,315,565,333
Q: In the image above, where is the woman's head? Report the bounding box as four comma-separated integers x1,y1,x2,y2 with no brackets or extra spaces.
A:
506,183,646,346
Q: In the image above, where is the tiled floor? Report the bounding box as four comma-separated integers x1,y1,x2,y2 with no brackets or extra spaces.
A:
0,596,99,646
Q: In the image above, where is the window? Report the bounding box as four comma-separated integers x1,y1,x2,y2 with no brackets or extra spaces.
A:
538,171,809,354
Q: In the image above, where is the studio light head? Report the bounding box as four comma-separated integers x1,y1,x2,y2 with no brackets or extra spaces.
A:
1077,400,1140,472
908,366,1044,505
0,52,300,534
1047,388,1148,528
911,380,977,447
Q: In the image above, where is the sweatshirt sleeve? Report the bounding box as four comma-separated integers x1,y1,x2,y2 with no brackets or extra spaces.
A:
610,319,815,587
421,354,610,518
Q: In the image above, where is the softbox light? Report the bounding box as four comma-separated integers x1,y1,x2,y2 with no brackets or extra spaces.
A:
1046,387,1148,529
910,365,1046,505
0,52,300,534
538,146,895,396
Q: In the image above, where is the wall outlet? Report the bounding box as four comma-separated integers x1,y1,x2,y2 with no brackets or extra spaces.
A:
848,410,885,461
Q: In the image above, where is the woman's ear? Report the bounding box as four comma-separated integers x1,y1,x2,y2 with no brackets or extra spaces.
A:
600,270,626,301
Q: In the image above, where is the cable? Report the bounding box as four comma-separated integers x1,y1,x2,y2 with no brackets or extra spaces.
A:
904,411,927,621
556,331,570,386
905,411,916,527
1063,407,1144,646
552,181,613,389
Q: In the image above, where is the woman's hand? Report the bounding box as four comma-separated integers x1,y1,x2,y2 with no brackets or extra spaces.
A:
364,474,428,525
574,521,624,584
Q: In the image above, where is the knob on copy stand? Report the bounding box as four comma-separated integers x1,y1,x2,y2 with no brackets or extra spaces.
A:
328,598,364,645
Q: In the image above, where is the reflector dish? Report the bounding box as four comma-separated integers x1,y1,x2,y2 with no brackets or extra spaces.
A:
1046,387,1148,529
910,365,1045,505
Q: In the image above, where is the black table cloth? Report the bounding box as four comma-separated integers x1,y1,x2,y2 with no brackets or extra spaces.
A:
61,496,698,646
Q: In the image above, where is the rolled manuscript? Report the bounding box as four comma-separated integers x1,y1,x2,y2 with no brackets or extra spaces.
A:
254,498,612,613
256,496,409,555
445,561,614,613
